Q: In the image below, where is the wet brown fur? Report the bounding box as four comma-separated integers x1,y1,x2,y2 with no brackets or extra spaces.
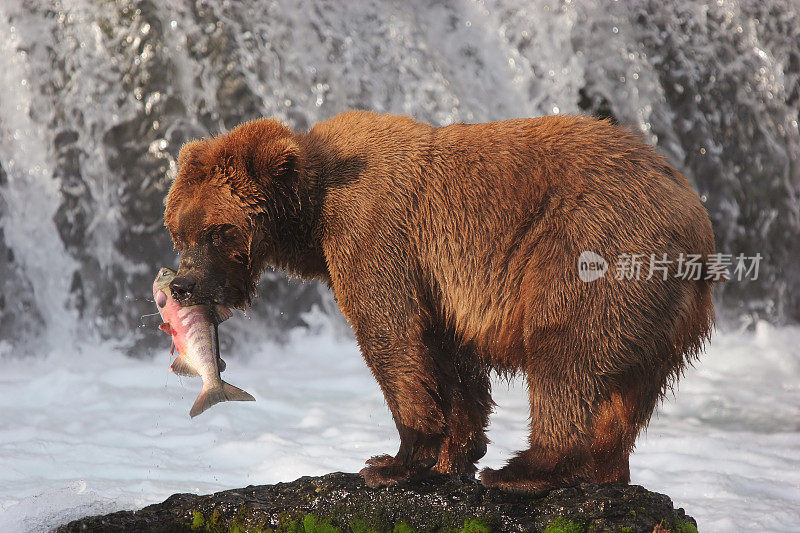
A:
164,111,716,490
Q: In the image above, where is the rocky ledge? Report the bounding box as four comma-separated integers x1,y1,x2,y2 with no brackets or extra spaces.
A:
56,472,697,533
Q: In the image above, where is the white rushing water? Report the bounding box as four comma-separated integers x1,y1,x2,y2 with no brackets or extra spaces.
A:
0,321,797,532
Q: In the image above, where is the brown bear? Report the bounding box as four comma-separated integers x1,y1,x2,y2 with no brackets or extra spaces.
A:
163,111,716,490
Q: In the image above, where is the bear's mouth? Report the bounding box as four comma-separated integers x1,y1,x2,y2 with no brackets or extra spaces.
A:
172,272,251,310
210,283,249,311
219,283,251,310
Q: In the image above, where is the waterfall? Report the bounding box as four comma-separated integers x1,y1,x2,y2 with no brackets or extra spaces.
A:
0,0,797,356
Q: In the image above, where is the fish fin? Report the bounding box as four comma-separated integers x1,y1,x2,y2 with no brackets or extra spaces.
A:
189,387,228,418
221,380,255,403
169,356,199,376
159,323,172,334
217,358,226,372
170,342,175,356
188,381,256,418
214,305,233,323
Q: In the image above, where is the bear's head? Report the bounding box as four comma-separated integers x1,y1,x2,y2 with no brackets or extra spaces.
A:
164,118,304,309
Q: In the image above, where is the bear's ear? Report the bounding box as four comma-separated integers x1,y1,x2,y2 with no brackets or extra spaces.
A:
177,140,205,171
244,137,300,182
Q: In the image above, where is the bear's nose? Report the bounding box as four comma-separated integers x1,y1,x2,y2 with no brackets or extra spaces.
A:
170,276,196,302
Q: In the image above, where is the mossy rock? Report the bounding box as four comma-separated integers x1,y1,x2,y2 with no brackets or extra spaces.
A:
55,472,697,532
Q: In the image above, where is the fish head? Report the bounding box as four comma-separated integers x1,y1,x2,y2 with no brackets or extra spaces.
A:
153,267,177,309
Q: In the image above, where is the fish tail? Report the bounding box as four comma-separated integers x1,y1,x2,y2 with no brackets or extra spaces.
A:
189,382,255,418
221,380,256,403
189,387,226,418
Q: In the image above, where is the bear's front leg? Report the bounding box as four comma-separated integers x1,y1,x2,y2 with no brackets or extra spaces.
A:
325,236,449,487
354,324,448,487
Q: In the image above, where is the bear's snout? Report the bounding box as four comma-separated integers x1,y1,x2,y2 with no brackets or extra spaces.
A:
169,276,197,303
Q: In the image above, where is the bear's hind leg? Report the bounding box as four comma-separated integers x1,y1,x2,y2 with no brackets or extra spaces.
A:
590,374,660,484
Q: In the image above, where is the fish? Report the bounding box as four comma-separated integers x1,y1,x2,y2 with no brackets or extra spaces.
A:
152,267,255,417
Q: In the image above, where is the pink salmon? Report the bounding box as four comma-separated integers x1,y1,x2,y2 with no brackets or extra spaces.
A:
153,267,255,417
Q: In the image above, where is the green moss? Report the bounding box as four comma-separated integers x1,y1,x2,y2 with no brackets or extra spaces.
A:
210,509,222,527
390,521,414,533
191,511,206,530
301,514,342,533
188,509,494,533
228,506,262,533
350,518,380,533
460,517,491,533
279,517,305,533
543,516,585,533
620,528,633,533
675,519,698,533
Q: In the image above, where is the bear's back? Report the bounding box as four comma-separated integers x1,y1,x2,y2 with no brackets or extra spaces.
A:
309,112,713,369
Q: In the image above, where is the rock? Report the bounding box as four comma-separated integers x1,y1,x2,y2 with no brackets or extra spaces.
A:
56,472,697,532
